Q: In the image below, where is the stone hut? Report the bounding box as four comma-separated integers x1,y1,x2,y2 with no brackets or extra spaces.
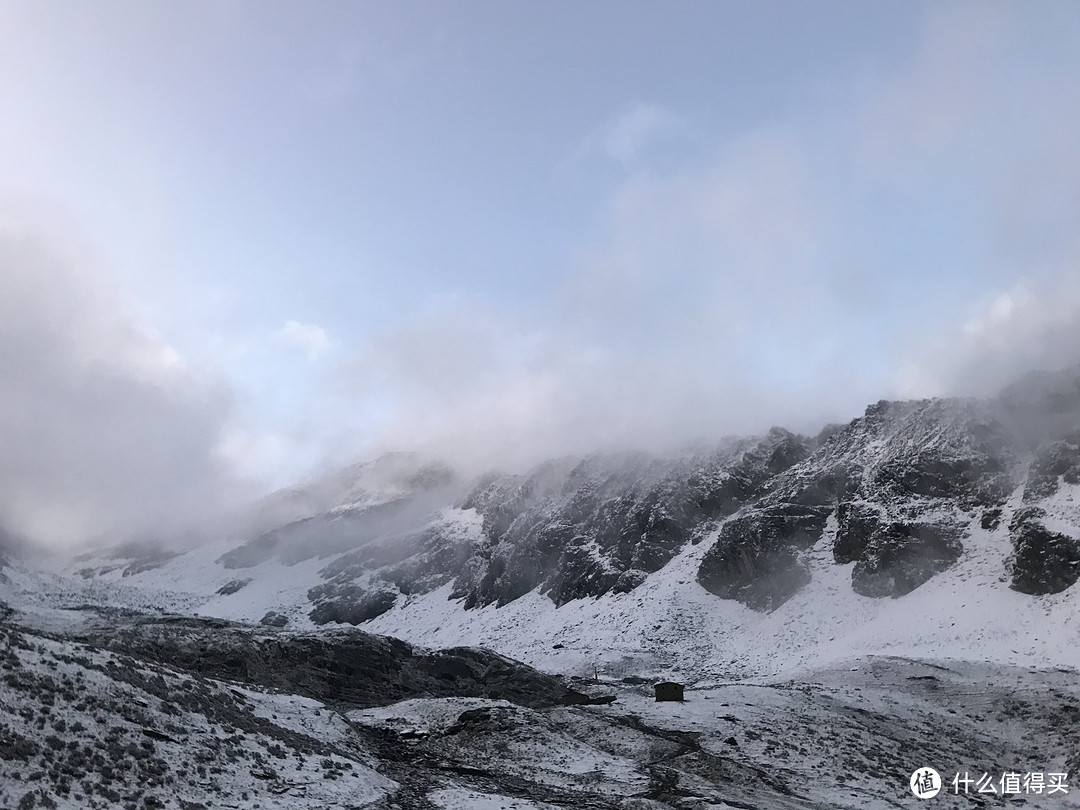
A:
654,681,684,702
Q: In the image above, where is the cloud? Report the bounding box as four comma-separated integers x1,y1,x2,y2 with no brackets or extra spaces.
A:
861,5,1080,399
279,319,331,362
333,6,1080,469
338,131,868,472
0,216,244,547
897,271,1080,399
601,101,681,164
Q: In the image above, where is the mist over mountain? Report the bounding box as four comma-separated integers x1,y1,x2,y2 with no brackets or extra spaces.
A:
11,363,1079,626
4,365,1080,808
4,4,1080,807
185,364,1080,624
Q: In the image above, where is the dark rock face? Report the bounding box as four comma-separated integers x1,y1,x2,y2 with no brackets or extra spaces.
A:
217,367,1080,624
1009,508,1080,595
259,611,289,627
290,428,812,622
840,399,1015,508
981,507,1002,530
699,398,1017,611
217,578,251,596
696,504,829,611
453,428,812,608
835,504,964,598
850,522,963,598
305,521,476,626
833,501,884,564
1024,435,1080,501
308,586,397,626
73,617,567,710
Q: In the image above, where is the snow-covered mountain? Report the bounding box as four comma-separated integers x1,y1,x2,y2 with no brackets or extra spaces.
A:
4,369,1080,808
10,369,1080,673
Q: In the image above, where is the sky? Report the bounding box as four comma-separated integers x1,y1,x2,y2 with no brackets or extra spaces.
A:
2,1,1080,546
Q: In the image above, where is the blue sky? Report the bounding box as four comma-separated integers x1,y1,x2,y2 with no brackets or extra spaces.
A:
2,2,1080,544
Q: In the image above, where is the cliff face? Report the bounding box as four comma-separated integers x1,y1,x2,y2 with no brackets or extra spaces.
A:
287,429,814,623
65,369,1080,623
698,397,1017,609
452,427,812,609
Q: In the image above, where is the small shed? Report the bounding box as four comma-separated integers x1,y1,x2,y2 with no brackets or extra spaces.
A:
654,681,684,702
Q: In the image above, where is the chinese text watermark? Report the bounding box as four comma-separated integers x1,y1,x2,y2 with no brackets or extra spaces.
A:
909,769,1069,799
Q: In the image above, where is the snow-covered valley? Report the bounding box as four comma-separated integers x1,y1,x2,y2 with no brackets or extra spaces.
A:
4,378,1080,808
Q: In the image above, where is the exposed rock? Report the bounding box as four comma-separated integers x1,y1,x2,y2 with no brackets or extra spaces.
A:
833,501,885,564
850,522,964,598
1023,435,1080,501
203,368,1080,622
216,578,251,596
453,429,812,609
259,611,289,627
697,504,829,611
72,617,568,710
307,587,397,626
981,507,1002,531
699,397,1014,611
1009,507,1080,595
837,505,966,600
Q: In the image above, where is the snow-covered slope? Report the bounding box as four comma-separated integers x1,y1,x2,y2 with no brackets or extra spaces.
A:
5,372,1080,808
364,479,1080,681
4,613,1079,810
5,374,1080,683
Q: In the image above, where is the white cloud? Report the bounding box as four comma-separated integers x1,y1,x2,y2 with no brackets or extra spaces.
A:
861,5,1080,399
897,272,1080,399
337,130,871,472
279,319,331,361
336,6,1080,467
601,101,680,164
0,216,244,547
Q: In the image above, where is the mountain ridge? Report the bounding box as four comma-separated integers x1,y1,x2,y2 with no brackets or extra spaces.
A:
4,367,1080,682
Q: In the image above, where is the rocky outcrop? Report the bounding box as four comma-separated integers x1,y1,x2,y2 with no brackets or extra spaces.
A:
699,397,1016,611
290,428,813,621
696,504,830,611
834,503,964,597
73,616,567,710
453,428,812,608
307,586,397,625
1009,507,1080,595
208,367,1080,624
259,611,289,627
849,521,964,597
833,501,883,564
1023,435,1080,501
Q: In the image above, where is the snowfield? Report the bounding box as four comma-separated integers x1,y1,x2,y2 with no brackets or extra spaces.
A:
7,479,1080,688
5,388,1080,808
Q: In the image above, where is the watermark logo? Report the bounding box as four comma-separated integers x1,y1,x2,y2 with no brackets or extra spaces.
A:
952,771,1069,795
911,767,942,798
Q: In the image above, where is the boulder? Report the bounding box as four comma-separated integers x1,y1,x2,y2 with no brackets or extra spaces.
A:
1009,508,1080,595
